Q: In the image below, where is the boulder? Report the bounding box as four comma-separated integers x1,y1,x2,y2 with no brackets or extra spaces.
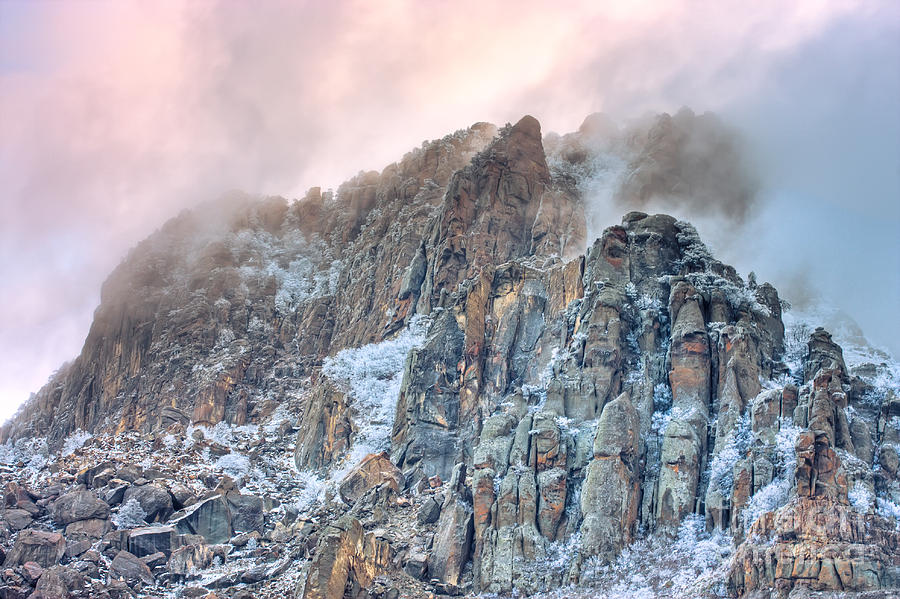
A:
167,544,213,579
142,551,167,570
64,518,111,541
109,550,154,587
168,484,197,510
4,530,65,568
31,566,84,599
126,526,178,558
416,497,441,525
338,453,404,505
22,561,44,583
102,483,129,507
170,495,232,545
47,491,109,526
225,492,263,534
3,482,41,517
1,510,32,532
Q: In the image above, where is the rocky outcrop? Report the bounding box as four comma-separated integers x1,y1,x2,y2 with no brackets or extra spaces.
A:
728,331,900,596
429,463,474,587
2,122,498,448
1,111,898,599
580,392,641,560
300,516,392,599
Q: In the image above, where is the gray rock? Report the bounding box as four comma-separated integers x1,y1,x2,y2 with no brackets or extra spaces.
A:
48,491,110,525
126,526,178,558
416,497,441,525
170,494,232,545
581,393,641,559
225,492,263,534
428,464,473,586
109,550,154,587
1,509,33,531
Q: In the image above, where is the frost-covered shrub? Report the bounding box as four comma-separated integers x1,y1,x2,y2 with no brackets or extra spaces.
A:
580,514,733,598
848,481,874,513
740,421,800,531
60,430,91,457
216,453,251,482
113,497,148,529
224,227,341,315
684,272,771,318
781,317,813,380
322,315,429,466
0,437,51,483
294,471,327,513
877,498,900,529
707,413,751,496
675,221,715,270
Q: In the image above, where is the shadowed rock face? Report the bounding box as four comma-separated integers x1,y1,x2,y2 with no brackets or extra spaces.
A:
3,113,898,598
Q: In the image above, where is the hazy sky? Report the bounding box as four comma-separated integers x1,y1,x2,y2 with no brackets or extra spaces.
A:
1,0,898,421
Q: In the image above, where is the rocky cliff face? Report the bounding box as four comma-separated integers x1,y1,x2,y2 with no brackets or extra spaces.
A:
1,112,898,599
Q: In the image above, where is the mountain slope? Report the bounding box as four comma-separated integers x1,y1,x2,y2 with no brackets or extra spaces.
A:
0,113,897,599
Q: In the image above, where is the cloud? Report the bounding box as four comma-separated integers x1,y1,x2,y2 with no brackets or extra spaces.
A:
0,0,897,419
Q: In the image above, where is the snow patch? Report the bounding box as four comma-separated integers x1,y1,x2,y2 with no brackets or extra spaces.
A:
321,315,430,474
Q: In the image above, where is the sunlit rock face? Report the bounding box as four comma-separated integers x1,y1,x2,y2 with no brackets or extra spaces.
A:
1,113,898,599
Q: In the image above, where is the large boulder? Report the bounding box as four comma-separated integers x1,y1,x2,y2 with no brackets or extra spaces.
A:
109,550,154,587
31,565,84,599
4,530,65,568
170,494,232,544
126,526,178,558
225,492,264,534
338,453,405,505
48,491,109,526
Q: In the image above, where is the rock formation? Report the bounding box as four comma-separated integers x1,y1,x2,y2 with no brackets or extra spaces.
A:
0,112,897,598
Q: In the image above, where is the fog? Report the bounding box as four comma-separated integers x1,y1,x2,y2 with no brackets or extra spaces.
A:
1,0,897,420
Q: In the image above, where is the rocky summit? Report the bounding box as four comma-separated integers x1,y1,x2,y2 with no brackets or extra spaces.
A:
0,112,898,599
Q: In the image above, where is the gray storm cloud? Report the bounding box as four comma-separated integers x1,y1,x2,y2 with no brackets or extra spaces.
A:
0,0,897,419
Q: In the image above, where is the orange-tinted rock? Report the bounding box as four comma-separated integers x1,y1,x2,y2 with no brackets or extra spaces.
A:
337,452,404,505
